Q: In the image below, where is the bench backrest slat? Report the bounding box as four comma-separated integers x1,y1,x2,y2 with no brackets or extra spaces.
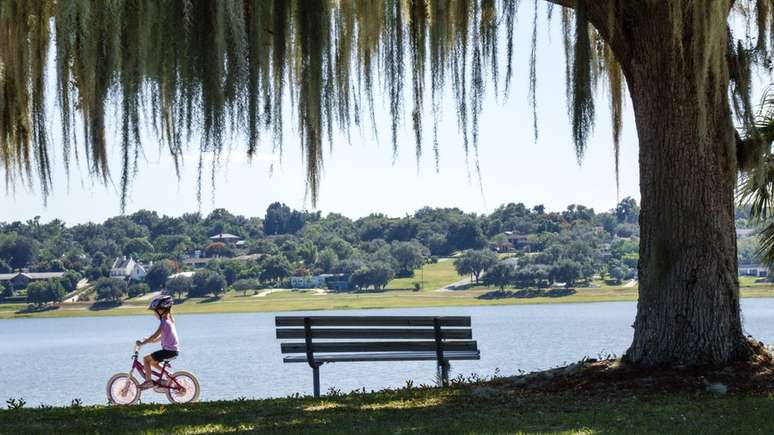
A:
275,315,477,397
276,328,473,340
275,316,471,327
281,340,478,354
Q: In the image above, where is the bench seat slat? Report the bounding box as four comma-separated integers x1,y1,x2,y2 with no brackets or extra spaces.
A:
275,316,471,327
283,351,481,363
276,328,473,340
281,340,477,354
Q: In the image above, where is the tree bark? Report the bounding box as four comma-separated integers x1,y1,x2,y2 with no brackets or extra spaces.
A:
616,3,752,366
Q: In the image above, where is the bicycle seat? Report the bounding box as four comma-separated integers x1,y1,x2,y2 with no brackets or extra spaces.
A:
159,356,177,363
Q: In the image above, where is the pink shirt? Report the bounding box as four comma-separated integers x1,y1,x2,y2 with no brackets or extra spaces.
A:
160,318,180,351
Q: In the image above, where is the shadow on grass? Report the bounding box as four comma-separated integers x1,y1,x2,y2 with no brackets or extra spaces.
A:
233,293,256,298
89,301,123,311
15,304,61,314
0,383,763,435
477,288,577,300
197,296,223,304
446,283,488,291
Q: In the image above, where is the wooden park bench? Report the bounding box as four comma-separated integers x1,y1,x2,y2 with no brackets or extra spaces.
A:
275,315,480,397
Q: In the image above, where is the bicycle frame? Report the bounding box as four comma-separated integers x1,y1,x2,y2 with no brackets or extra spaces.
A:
130,349,185,392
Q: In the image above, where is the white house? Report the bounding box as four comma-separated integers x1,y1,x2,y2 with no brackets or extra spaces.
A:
290,275,328,289
739,264,769,278
110,257,147,281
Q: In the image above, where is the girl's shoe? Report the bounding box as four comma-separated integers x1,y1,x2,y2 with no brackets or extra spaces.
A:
138,380,155,390
153,381,170,393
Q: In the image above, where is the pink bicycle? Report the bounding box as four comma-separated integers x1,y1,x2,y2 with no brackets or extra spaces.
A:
106,344,200,405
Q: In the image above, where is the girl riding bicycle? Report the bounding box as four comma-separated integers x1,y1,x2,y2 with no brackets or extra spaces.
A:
136,295,180,390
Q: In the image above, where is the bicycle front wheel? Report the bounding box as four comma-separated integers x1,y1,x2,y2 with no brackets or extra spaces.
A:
107,373,141,405
166,371,200,404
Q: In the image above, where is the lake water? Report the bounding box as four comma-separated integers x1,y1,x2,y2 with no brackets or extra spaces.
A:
1,300,773,406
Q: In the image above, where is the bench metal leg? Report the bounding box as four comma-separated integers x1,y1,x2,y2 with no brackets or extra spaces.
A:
438,361,450,387
312,365,321,398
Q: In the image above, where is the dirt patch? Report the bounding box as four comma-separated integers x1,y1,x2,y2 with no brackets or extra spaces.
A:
492,339,774,398
253,288,328,297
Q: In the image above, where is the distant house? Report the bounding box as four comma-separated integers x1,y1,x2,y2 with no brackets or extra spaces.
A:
110,257,147,281
0,272,66,288
290,275,327,289
740,264,769,278
209,233,242,245
182,253,263,269
489,235,514,253
324,274,351,291
289,273,351,290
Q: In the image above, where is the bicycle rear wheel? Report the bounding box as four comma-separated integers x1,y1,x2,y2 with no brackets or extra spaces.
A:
107,373,141,405
166,371,200,404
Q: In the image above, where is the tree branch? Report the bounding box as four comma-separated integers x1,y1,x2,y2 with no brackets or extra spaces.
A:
542,0,575,7
541,0,614,38
542,0,627,70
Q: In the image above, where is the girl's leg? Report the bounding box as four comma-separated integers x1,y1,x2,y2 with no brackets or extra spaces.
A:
143,354,154,381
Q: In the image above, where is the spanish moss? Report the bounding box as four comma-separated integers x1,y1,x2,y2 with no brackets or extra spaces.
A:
569,1,594,162
3,0,773,210
528,0,538,142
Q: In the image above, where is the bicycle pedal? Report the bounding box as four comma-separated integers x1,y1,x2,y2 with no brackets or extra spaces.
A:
153,387,166,393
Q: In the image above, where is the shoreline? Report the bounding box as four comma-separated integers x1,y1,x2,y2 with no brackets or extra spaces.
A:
2,285,773,320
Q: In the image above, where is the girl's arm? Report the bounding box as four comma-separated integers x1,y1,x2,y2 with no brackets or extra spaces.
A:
136,324,163,346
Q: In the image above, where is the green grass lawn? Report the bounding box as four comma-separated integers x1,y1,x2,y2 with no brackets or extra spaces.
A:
2,385,773,434
739,275,772,286
3,272,774,320
386,258,466,291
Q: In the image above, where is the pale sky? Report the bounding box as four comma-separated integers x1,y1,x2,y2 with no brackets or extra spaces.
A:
2,6,644,225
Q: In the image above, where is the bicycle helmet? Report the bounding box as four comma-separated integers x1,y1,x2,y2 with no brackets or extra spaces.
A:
148,294,174,310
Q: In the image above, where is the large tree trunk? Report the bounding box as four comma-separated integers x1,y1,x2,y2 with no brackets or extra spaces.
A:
618,3,752,367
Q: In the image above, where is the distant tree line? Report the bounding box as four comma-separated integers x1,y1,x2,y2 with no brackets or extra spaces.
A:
0,198,687,302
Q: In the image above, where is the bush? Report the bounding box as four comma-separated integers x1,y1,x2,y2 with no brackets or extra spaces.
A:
454,250,498,284
85,266,108,281
483,263,515,291
60,271,83,294
128,282,150,298
209,260,244,285
145,261,175,291
259,255,291,284
0,283,13,299
94,278,128,302
166,275,193,299
232,278,259,296
26,279,65,305
351,262,395,291
190,270,227,298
